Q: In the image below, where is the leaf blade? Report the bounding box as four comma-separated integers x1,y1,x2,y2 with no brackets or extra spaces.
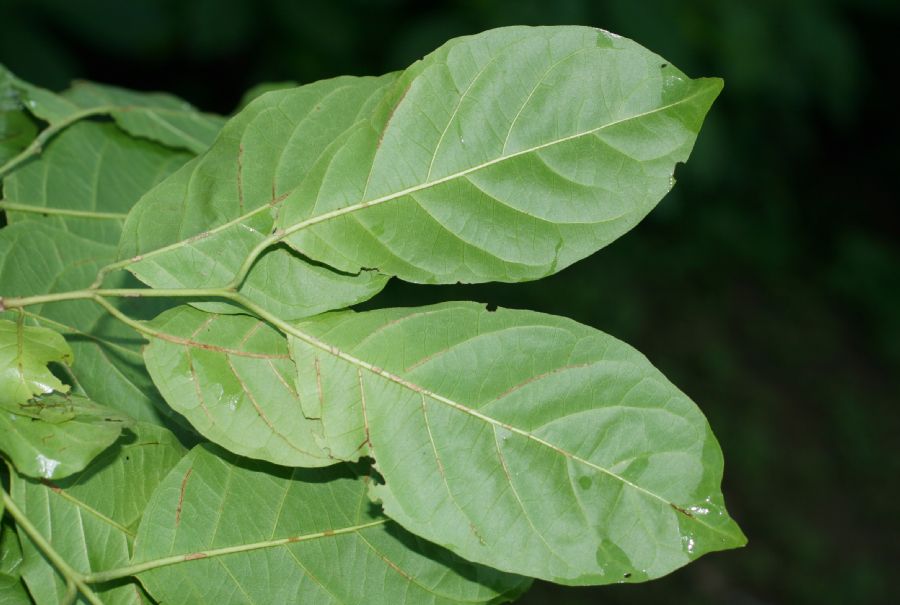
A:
11,423,186,605
0,319,71,407
118,75,396,320
143,306,332,467
1,393,132,480
133,445,529,605
0,222,185,430
279,26,722,283
2,121,192,245
288,302,745,584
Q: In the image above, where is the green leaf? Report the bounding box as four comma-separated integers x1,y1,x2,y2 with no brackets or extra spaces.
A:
286,302,745,584
0,64,79,125
143,306,331,467
0,318,71,407
0,222,185,429
0,109,37,165
235,80,299,111
0,518,24,577
2,121,192,245
276,26,721,283
11,423,185,605
64,81,226,153
0,572,30,604
133,444,529,605
0,64,224,153
0,393,132,480
118,76,394,320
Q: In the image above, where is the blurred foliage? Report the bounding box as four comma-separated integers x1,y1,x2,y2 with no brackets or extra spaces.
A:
1,0,897,603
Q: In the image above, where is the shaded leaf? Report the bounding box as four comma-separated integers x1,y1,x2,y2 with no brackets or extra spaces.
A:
64,81,225,153
0,222,185,430
0,109,37,165
0,518,24,577
143,306,331,466
0,393,132,480
235,80,298,111
0,318,71,407
0,572,31,604
0,64,224,153
11,423,185,605
287,302,746,584
0,63,78,125
118,76,394,320
133,444,529,605
3,121,192,245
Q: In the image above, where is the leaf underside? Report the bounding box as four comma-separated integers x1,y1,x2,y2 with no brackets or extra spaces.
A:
133,445,529,605
0,25,744,600
11,423,185,604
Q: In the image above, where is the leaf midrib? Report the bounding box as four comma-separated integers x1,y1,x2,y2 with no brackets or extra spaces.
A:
277,80,717,242
285,315,733,541
122,81,714,273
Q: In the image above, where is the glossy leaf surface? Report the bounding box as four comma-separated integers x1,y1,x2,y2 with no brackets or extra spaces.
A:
288,302,746,583
11,423,185,605
133,444,529,605
1,393,132,480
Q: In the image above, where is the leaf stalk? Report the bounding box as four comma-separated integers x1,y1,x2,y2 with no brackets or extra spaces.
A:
0,488,104,605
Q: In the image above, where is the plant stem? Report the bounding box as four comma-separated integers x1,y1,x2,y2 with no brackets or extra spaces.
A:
84,519,387,584
0,201,127,220
0,107,114,180
1,287,236,311
0,488,104,605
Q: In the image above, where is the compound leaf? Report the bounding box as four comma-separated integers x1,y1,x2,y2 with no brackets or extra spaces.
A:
287,302,746,584
133,444,529,605
11,423,185,605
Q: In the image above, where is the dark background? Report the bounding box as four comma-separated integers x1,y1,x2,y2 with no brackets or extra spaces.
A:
1,1,897,603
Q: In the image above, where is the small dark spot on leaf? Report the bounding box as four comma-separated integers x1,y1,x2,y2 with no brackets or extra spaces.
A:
624,572,632,578
660,63,668,68
670,503,694,517
486,303,497,312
